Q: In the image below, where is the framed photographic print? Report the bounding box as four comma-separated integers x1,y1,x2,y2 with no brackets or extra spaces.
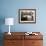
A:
19,9,36,23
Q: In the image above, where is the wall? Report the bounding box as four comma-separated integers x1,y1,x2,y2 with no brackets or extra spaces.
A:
0,0,46,32
0,0,46,46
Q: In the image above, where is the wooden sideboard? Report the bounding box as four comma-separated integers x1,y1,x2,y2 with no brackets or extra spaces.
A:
4,32,43,46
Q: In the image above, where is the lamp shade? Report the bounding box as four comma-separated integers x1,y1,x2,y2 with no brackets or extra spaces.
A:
5,18,14,25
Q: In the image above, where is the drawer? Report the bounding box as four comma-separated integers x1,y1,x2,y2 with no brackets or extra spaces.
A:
4,35,24,40
32,40,43,46
25,35,43,40
4,40,16,46
24,40,43,46
4,40,24,46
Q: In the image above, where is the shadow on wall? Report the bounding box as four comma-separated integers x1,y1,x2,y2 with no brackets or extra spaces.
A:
0,16,5,46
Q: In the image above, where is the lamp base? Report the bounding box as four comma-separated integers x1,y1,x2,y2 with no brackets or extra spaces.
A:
8,32,11,35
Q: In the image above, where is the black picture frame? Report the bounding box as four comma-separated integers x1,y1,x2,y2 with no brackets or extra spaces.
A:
19,9,36,23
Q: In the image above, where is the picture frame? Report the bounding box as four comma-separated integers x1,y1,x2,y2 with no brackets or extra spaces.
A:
19,9,36,23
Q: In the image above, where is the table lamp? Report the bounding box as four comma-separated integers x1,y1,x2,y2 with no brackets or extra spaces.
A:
5,18,14,35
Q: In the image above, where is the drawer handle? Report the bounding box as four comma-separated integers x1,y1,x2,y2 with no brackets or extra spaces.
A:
32,42,35,44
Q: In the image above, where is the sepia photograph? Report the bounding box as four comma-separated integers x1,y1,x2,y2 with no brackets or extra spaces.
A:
19,9,36,23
